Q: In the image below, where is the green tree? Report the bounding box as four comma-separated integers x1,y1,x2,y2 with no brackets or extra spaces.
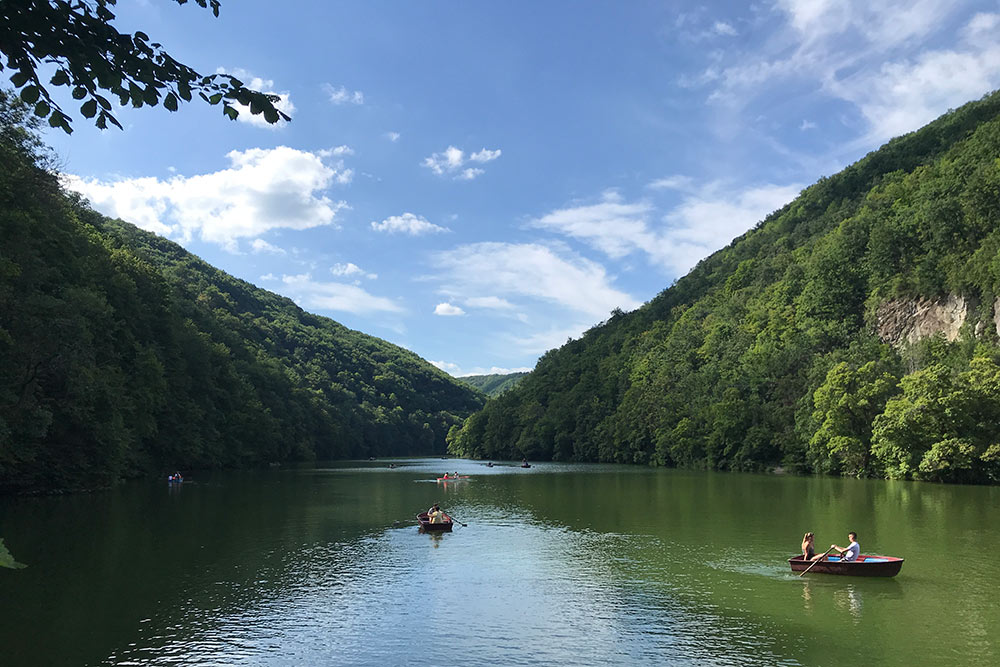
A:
0,0,289,132
808,360,901,477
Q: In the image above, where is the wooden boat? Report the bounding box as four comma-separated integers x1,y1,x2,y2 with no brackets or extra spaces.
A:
788,554,904,577
416,512,453,532
437,475,469,482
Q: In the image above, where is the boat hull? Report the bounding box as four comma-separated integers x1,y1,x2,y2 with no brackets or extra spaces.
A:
789,554,903,577
416,512,453,532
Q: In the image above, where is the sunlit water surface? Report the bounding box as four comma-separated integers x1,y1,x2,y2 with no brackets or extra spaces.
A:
2,459,997,665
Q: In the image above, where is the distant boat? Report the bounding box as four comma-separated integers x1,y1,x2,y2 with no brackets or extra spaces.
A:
788,554,904,577
416,512,453,532
521,463,531,468
437,476,469,482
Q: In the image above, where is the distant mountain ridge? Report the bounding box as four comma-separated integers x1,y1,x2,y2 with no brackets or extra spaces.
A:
458,372,529,396
448,90,1000,485
0,97,483,493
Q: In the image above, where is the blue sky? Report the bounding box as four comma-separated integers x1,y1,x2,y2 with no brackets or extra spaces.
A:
52,0,1000,376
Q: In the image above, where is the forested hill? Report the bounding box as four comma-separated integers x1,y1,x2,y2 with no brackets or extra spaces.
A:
0,95,483,494
458,372,529,396
448,90,1000,485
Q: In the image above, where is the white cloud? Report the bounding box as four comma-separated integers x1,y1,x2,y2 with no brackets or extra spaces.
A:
371,212,449,235
470,148,502,162
465,296,515,310
216,68,294,128
385,131,401,142
429,360,463,375
713,21,737,37
653,182,802,274
251,239,286,254
700,1,999,144
319,145,354,157
534,184,801,275
458,168,484,180
429,360,533,377
827,39,1000,143
280,273,403,314
507,323,597,355
325,84,364,105
531,191,655,259
423,145,501,180
432,242,640,320
434,303,466,316
64,146,347,251
260,273,277,281
331,262,377,280
648,175,695,191
800,119,817,130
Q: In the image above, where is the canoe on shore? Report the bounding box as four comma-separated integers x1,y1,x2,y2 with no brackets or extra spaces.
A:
416,512,453,532
788,554,904,577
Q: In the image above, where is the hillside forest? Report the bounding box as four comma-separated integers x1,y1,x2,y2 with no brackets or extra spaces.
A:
448,91,1000,485
0,91,483,494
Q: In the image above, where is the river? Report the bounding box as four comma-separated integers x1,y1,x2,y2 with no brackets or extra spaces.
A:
1,459,997,665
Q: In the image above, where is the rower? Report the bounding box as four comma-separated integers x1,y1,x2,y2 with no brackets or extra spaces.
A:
831,532,860,561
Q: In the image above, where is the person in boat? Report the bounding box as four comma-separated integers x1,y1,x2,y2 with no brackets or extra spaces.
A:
801,532,823,561
427,503,446,524
831,532,860,561
442,472,450,479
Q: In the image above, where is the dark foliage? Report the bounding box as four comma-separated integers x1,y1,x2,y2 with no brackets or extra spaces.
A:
0,91,482,493
0,1,288,133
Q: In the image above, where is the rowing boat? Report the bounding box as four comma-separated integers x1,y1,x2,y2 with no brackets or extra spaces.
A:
416,512,453,532
788,554,904,577
437,476,469,482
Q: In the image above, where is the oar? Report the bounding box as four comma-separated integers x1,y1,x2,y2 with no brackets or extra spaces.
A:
443,510,467,527
799,546,835,577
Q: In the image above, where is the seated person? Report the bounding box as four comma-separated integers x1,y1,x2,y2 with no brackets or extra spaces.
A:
801,532,817,560
831,532,860,561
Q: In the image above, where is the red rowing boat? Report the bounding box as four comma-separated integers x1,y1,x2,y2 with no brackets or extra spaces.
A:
416,512,453,532
788,554,904,577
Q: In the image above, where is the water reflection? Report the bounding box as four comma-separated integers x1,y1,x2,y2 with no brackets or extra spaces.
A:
1,460,997,667
833,584,863,620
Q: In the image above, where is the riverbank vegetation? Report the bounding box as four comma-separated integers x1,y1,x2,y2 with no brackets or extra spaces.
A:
448,91,1000,484
0,91,483,494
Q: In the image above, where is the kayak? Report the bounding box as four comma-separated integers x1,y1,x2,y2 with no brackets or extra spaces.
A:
437,476,470,482
788,554,904,577
416,512,453,532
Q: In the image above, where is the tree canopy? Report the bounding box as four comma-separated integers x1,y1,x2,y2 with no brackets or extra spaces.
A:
0,0,289,133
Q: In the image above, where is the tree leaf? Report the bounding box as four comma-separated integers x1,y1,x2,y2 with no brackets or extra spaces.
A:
50,70,70,86
20,85,40,104
164,92,178,111
223,104,239,121
10,71,29,87
33,101,51,118
81,99,98,118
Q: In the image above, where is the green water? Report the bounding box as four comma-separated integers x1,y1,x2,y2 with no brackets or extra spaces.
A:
1,460,997,665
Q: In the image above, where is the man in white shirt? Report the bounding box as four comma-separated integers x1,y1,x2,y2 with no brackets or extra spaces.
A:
832,532,861,561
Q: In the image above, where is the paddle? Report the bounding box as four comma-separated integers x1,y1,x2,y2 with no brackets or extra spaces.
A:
799,546,835,577
443,510,467,527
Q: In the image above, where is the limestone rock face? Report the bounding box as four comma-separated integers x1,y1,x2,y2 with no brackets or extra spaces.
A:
876,295,968,346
